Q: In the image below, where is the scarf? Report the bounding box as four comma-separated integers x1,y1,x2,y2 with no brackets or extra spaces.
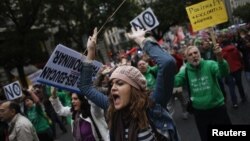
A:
111,108,139,141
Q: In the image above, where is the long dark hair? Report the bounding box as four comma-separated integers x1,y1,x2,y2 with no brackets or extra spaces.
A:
70,93,103,140
70,93,91,120
106,86,152,129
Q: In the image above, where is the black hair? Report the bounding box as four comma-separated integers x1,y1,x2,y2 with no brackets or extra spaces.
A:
22,89,30,96
9,101,21,114
70,93,91,120
70,93,104,140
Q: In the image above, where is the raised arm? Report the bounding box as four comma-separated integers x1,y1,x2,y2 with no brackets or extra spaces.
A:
86,27,97,61
78,28,109,110
212,44,229,77
28,90,40,104
127,29,176,107
49,87,72,117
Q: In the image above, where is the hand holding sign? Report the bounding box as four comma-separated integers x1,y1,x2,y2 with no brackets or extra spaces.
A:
87,27,97,50
127,28,146,47
51,86,58,99
86,27,98,61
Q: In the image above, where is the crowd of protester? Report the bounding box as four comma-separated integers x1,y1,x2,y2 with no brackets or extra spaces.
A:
0,24,249,141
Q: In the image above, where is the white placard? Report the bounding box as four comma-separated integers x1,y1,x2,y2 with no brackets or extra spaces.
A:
27,69,43,85
3,81,22,100
37,44,102,93
130,7,159,31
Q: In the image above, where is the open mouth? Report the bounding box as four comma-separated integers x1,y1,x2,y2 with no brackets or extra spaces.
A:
112,94,120,105
193,58,199,63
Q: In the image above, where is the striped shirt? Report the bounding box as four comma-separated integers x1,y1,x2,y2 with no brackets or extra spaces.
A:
124,127,156,141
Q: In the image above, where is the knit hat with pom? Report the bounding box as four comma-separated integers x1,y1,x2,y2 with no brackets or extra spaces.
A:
110,65,147,91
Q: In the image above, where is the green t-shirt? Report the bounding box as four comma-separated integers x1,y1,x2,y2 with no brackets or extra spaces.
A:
26,104,51,133
143,65,158,91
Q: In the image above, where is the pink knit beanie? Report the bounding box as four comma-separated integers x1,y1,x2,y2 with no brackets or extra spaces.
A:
110,66,147,91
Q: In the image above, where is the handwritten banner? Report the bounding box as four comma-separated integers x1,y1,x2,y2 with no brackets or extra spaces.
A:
186,0,228,31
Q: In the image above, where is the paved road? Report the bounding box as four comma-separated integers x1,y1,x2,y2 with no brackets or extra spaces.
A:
55,124,73,141
173,73,250,141
56,74,250,141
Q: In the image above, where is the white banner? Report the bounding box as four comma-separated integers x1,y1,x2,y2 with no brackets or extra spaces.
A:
130,7,159,31
37,44,102,93
27,69,42,85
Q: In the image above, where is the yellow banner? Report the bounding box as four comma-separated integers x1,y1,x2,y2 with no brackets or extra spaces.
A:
186,0,228,31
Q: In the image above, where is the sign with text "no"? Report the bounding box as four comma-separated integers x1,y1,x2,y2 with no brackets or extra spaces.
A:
130,7,159,31
3,81,23,100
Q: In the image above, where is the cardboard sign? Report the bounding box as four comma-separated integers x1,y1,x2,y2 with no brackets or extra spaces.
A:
3,81,22,100
186,0,228,31
37,44,102,93
27,69,42,85
130,7,159,31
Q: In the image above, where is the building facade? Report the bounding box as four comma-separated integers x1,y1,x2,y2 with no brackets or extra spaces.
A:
224,0,250,24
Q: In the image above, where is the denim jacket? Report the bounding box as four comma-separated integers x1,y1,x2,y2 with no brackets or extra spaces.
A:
78,40,180,141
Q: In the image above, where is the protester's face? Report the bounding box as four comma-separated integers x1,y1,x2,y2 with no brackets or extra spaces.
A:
240,32,246,38
71,93,81,111
0,102,14,122
24,99,34,108
33,85,42,93
201,41,210,50
137,60,148,73
111,78,131,110
186,47,201,67
102,75,110,87
33,85,43,99
121,58,128,65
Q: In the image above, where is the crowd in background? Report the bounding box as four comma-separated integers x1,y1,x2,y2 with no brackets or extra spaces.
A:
0,23,249,141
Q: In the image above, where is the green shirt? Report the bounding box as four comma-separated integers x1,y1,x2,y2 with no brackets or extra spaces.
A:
26,104,51,133
175,59,229,110
143,65,158,91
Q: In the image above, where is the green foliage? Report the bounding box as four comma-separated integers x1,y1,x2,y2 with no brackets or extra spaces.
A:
42,0,140,51
0,0,48,67
233,3,250,23
151,0,187,34
0,0,48,87
185,0,204,5
0,0,199,86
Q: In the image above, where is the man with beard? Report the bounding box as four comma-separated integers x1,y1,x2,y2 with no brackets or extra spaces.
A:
174,45,232,141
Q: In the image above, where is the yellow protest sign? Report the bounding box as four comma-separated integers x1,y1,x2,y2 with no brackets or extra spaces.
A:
186,0,228,31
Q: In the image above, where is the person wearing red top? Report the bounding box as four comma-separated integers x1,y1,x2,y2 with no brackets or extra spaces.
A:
222,40,247,108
